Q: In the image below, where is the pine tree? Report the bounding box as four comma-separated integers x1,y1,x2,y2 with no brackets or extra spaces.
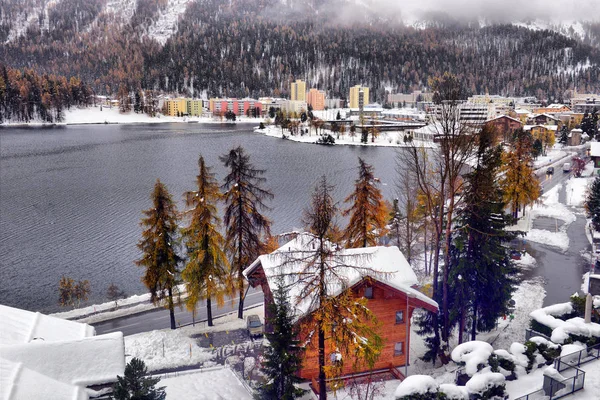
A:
559,125,569,145
585,176,600,231
220,146,273,319
500,129,541,218
112,358,166,400
449,125,519,343
136,179,181,330
181,156,230,327
580,111,595,137
532,138,543,159
342,158,388,248
258,281,306,400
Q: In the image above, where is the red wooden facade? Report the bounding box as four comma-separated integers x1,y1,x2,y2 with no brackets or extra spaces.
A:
485,115,523,143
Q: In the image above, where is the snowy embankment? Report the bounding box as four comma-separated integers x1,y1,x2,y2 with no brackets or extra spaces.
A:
257,124,436,148
1,106,264,126
51,284,188,324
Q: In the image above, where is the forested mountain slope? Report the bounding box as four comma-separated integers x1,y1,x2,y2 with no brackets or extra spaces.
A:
1,0,599,101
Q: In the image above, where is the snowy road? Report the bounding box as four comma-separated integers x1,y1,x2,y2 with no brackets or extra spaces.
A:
92,289,264,336
524,148,593,306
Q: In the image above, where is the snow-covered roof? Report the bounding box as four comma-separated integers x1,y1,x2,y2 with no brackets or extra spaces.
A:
485,114,522,124
1,357,88,400
0,304,95,345
243,233,438,317
1,305,125,397
523,124,558,131
1,332,125,387
531,113,560,120
547,104,570,109
514,109,530,114
591,142,600,157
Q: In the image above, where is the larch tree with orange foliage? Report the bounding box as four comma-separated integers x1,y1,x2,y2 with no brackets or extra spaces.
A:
342,158,388,248
181,156,229,327
136,179,181,330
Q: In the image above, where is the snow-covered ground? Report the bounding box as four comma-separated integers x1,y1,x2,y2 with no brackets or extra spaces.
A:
258,124,435,149
1,106,264,126
125,304,264,372
147,0,192,45
160,367,253,400
522,184,575,252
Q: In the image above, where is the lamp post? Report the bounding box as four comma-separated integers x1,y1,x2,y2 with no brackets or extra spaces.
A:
405,293,416,378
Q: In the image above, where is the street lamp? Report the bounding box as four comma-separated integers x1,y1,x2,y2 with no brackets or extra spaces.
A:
405,292,416,378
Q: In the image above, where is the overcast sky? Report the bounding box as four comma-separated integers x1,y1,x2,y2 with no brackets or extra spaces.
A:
385,0,600,23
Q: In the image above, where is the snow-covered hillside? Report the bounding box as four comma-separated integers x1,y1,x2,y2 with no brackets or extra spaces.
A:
147,0,193,45
3,0,62,43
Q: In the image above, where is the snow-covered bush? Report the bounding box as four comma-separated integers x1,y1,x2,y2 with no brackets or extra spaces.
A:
451,341,494,377
396,374,504,400
394,375,441,400
316,134,335,145
530,302,600,345
439,384,469,400
465,372,506,400
487,352,516,380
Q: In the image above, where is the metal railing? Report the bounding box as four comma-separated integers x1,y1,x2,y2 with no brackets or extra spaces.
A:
514,365,585,400
554,343,600,372
525,328,551,341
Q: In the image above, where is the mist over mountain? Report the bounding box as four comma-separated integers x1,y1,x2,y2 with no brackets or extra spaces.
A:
1,0,599,101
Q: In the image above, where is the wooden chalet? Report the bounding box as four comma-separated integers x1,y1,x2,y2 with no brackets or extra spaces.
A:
485,115,523,143
527,113,560,126
243,233,439,384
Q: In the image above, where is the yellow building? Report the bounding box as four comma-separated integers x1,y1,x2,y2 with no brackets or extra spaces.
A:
187,99,204,116
165,98,188,116
349,85,369,109
165,98,204,116
307,89,325,111
290,79,306,102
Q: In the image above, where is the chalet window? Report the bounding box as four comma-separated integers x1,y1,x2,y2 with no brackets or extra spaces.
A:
395,311,404,324
364,287,373,299
394,342,404,356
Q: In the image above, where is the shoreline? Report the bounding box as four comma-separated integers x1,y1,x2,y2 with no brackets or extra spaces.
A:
256,124,437,149
1,120,263,128
0,105,265,128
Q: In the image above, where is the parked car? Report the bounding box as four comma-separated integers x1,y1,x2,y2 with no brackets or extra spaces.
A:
546,166,554,175
246,314,263,337
562,162,572,173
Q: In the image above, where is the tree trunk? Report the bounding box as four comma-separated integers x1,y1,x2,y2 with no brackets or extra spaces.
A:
207,297,213,327
471,304,478,341
238,284,245,319
318,327,326,400
442,193,456,344
458,304,465,344
168,287,176,330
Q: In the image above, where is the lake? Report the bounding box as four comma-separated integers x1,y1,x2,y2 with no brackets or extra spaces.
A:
0,123,403,312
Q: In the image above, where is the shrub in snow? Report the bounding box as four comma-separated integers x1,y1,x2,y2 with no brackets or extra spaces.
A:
394,375,440,400
316,134,335,145
464,372,506,400
112,357,166,400
439,384,469,400
451,341,494,377
487,352,516,380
